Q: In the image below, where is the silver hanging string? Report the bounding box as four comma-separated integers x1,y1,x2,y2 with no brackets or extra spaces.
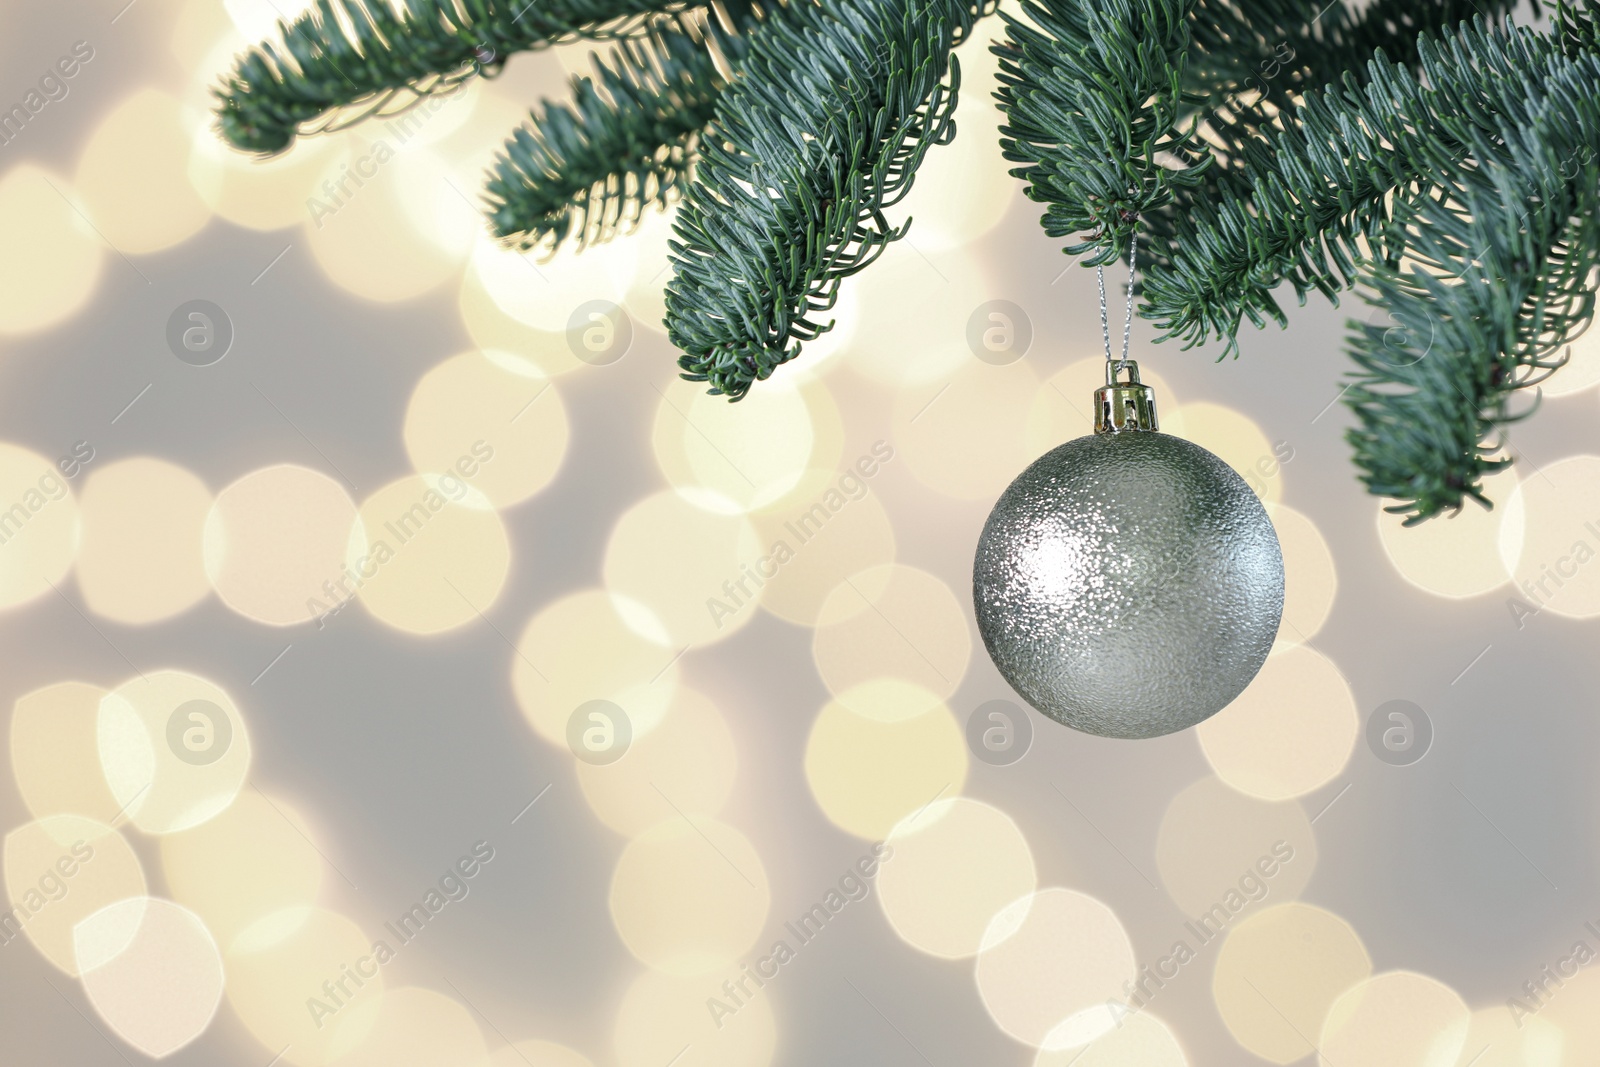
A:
1096,262,1113,365
1120,236,1138,372
1097,233,1139,378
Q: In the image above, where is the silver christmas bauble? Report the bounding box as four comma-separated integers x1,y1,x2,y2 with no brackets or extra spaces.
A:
973,367,1283,739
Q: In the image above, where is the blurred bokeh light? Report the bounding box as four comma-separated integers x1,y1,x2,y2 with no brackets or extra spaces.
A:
804,687,968,839
74,896,225,1058
877,796,1037,958
1211,902,1371,1064
204,464,360,627
3,814,146,974
0,440,80,609
1196,646,1357,801
98,670,251,834
161,788,324,953
76,457,212,624
975,887,1137,1049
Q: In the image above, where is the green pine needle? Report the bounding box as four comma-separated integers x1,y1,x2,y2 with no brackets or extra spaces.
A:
212,0,1600,525
998,0,1600,521
485,12,746,251
215,0,699,155
667,0,997,398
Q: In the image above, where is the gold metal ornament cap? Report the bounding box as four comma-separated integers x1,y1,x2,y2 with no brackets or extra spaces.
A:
1094,359,1158,434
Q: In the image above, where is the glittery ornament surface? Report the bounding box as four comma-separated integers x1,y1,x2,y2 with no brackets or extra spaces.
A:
973,431,1284,739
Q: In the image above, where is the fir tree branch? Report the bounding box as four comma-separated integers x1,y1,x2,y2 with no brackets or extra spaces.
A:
215,0,701,154
997,0,1600,520
997,0,1524,273
1559,0,1600,52
994,0,1213,266
485,11,744,250
1143,18,1599,353
667,0,997,398
1346,20,1600,521
1142,0,1526,279
211,0,1600,524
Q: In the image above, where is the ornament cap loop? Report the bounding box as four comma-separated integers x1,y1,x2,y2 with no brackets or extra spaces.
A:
1095,360,1159,434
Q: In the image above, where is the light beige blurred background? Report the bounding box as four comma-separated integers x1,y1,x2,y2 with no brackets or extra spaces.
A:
3,2,1600,1065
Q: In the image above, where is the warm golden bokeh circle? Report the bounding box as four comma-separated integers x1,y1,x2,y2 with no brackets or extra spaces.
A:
1538,965,1600,1064
0,165,103,335
2,815,147,975
748,464,898,626
1212,902,1372,1064
975,887,1138,1049
305,133,471,303
484,1040,596,1067
1197,646,1358,801
1266,503,1337,651
98,670,252,834
1500,455,1600,618
1033,1011,1189,1067
204,464,360,626
895,89,1018,250
621,205,677,335
893,17,1017,249
328,986,488,1067
393,144,496,264
161,788,324,953
1167,402,1286,504
1423,1006,1562,1067
75,897,225,1058
576,687,737,836
404,350,570,510
803,689,968,839
511,588,681,746
1154,776,1317,917
10,680,122,823
471,231,637,332
603,490,764,647
812,564,971,715
894,358,1042,500
349,474,512,634
0,440,80,610
225,907,385,1066
613,969,776,1067
76,456,213,624
223,0,319,41
609,816,770,975
651,376,819,513
1318,970,1470,1067
458,267,588,380
877,796,1037,958
843,241,994,388
77,88,211,254
1378,466,1521,598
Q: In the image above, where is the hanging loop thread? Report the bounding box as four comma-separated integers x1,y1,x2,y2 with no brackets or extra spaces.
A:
1096,223,1140,376
1093,224,1156,434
